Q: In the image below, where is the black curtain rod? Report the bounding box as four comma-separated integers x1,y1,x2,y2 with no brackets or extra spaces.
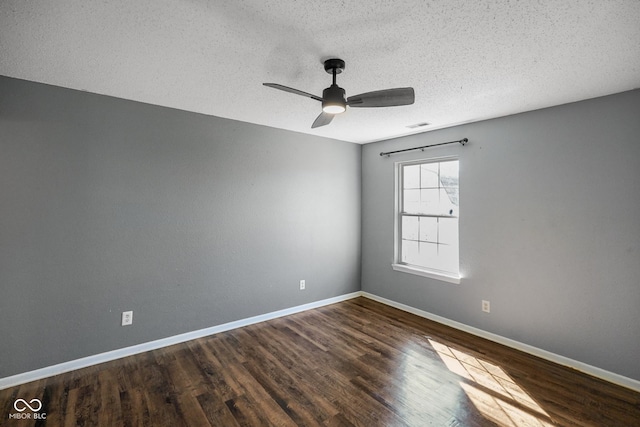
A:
380,138,468,157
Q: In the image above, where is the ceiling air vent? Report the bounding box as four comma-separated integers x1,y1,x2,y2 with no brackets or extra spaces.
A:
406,122,430,129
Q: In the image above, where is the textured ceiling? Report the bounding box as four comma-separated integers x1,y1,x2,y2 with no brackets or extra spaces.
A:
1,1,639,143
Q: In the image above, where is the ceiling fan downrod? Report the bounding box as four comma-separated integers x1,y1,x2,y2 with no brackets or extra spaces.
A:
322,59,347,114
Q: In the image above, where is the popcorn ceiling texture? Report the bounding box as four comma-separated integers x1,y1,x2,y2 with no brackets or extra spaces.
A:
1,0,639,143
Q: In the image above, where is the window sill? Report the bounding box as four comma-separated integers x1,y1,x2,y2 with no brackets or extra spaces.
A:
391,264,461,284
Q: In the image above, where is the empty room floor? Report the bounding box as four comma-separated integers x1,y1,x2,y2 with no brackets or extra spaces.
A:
1,297,639,426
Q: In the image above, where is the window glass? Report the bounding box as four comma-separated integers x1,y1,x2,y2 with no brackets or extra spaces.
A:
420,163,439,188
397,158,460,279
404,164,420,189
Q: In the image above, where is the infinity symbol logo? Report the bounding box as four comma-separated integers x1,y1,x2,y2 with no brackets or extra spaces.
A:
14,398,43,412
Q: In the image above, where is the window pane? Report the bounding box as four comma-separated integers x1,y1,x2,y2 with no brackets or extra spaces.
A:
402,216,419,240
403,189,420,213
437,244,459,273
440,161,459,188
402,240,419,265
444,187,459,208
404,165,420,189
439,218,458,245
418,242,439,270
417,188,437,214
418,217,438,243
439,188,457,215
420,163,439,188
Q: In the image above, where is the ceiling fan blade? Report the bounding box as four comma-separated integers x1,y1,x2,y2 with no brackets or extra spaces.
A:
263,83,323,102
311,112,334,128
347,87,415,108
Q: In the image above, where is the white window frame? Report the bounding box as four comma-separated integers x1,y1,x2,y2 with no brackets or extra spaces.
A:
392,156,461,284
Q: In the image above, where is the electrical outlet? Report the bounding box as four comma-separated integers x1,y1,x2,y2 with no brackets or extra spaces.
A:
122,310,133,326
299,279,306,290
482,300,490,313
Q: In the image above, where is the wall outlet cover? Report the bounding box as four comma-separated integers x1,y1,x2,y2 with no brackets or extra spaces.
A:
122,311,133,326
482,300,490,313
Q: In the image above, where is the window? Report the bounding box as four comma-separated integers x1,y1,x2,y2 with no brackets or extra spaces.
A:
393,158,460,283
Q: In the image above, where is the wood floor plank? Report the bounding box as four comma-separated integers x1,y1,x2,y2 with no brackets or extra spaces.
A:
1,297,639,426
97,369,123,427
224,360,297,427
63,386,80,427
239,335,337,424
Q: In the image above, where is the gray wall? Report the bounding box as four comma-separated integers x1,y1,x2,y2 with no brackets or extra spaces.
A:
3,73,638,384
362,90,640,381
0,76,361,377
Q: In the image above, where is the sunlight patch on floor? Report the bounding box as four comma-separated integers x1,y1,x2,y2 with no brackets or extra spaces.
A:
429,339,554,427
396,346,467,425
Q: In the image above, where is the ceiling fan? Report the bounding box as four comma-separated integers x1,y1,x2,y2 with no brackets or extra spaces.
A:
263,58,415,128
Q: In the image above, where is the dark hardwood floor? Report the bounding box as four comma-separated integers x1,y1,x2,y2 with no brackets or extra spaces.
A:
1,297,639,426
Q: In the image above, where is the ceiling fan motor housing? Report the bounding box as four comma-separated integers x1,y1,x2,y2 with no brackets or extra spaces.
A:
322,84,346,113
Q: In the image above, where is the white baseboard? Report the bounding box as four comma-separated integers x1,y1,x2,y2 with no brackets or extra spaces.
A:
0,292,362,390
361,292,640,393
3,290,638,393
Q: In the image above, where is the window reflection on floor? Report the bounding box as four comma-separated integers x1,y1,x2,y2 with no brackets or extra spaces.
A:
396,344,468,425
429,339,555,427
